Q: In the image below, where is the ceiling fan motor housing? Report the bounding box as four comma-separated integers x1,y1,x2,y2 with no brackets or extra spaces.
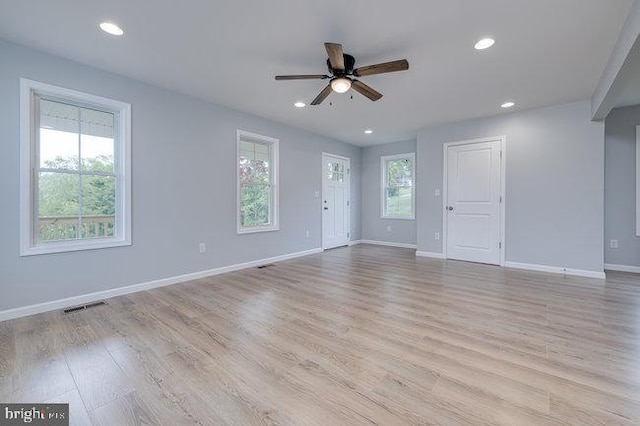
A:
327,54,356,76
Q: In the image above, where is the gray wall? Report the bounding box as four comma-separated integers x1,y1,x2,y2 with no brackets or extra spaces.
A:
417,101,605,273
0,40,361,311
604,104,640,266
361,139,417,245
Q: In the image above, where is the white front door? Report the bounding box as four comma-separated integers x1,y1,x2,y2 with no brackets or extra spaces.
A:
322,153,350,249
445,138,503,265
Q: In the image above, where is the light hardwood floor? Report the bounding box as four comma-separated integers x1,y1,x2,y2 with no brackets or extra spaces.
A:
2,244,640,425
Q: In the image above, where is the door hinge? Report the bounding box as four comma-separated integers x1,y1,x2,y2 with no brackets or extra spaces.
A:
347,168,350,174
347,232,350,238
500,151,503,159
499,196,502,203
499,242,502,249
347,200,350,207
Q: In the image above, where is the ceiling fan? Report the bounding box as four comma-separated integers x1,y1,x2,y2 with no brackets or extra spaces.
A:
275,42,409,105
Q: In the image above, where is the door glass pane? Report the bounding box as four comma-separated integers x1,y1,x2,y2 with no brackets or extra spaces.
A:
38,171,79,241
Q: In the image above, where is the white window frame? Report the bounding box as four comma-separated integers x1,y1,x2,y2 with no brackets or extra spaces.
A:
636,126,640,236
236,130,279,234
381,153,415,220
19,79,132,256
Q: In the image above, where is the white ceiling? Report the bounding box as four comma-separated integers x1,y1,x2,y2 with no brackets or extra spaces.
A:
0,0,633,146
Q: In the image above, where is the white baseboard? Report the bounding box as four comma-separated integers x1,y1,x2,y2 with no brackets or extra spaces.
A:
504,261,606,279
0,248,323,322
357,240,417,249
416,251,444,259
604,263,640,274
348,240,363,246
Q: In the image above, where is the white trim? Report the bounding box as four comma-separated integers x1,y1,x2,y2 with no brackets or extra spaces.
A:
380,153,416,220
0,247,322,322
604,263,640,274
19,78,132,256
416,251,445,259
504,261,605,279
359,240,417,249
636,126,640,236
442,135,506,266
348,240,363,246
236,130,279,234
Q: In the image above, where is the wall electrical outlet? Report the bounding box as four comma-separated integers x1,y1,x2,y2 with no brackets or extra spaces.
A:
435,232,440,240
610,239,619,249
435,189,440,197
305,230,310,238
199,243,207,253
387,226,392,232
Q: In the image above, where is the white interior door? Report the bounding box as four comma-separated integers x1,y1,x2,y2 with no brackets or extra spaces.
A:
322,153,350,249
445,138,503,265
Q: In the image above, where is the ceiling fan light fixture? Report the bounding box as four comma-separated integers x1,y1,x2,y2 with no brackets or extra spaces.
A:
331,77,352,93
501,101,515,108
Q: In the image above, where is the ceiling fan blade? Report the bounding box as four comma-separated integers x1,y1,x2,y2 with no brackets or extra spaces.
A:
275,74,329,81
353,59,409,77
325,42,345,71
310,84,333,105
351,80,383,102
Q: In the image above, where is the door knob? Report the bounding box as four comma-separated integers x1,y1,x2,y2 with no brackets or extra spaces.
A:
447,206,454,211
324,207,329,210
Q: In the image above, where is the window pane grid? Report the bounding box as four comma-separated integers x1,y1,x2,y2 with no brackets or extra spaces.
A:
239,140,272,228
36,97,118,243
237,132,278,233
39,168,117,177
382,155,414,218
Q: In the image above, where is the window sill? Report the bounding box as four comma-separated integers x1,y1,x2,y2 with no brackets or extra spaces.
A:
20,237,131,256
381,216,415,220
237,225,280,235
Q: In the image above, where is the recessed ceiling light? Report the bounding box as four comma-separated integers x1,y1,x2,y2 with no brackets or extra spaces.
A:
364,129,373,134
294,101,306,108
474,38,495,50
501,101,515,108
99,22,124,36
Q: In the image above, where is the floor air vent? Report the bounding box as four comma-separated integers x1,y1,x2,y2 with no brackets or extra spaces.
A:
63,301,107,314
257,264,276,269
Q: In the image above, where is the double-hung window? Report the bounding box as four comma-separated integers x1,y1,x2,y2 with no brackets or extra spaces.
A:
20,79,131,255
237,130,279,233
381,153,415,219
